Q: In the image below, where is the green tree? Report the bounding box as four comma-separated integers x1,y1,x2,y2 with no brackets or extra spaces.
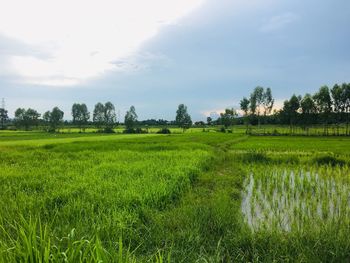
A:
281,94,300,134
124,105,138,130
72,103,90,132
206,116,212,126
262,87,274,120
300,93,316,134
14,108,25,129
240,97,250,133
14,108,40,130
93,103,105,129
331,84,346,135
251,86,264,128
104,102,116,131
313,86,332,135
93,102,116,132
176,104,192,132
343,83,350,135
49,107,64,132
0,108,8,129
43,111,51,131
220,108,237,130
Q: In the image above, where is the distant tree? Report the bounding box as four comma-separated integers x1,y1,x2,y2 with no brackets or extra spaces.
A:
281,94,300,134
206,116,212,126
124,105,138,130
104,102,116,131
331,84,346,135
93,103,105,129
43,111,51,131
72,103,79,123
14,108,40,130
240,97,250,133
345,83,350,135
249,93,257,117
14,108,25,129
49,107,64,132
220,108,237,129
250,86,264,128
72,103,90,132
262,87,274,120
300,94,316,134
195,121,205,126
313,86,332,135
175,104,192,132
0,108,8,129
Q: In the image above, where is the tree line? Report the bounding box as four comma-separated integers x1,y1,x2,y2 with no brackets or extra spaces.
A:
0,102,193,133
0,82,349,135
238,83,350,135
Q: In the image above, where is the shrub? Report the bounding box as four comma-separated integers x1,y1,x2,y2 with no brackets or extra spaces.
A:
123,128,148,134
157,128,171,134
241,151,270,163
313,154,346,167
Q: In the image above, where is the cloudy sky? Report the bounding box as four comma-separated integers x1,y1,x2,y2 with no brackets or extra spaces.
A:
0,0,349,120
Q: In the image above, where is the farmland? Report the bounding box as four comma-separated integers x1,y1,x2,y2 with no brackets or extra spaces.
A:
1,130,350,262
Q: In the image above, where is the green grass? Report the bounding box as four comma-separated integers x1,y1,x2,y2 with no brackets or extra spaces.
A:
1,130,350,262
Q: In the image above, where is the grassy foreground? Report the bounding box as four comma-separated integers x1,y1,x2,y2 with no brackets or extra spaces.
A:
0,131,350,262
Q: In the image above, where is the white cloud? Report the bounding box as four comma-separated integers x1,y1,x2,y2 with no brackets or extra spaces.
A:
0,0,204,86
260,12,299,33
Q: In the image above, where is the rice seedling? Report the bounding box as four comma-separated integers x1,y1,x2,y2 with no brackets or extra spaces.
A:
242,165,350,232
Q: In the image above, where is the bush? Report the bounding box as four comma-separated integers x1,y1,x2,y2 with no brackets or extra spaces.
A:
157,128,171,134
313,154,346,167
241,151,270,163
123,128,148,134
103,127,115,133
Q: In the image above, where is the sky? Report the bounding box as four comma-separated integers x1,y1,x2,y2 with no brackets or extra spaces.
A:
0,0,349,121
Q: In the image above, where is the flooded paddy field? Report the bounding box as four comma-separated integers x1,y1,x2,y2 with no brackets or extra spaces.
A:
242,167,350,231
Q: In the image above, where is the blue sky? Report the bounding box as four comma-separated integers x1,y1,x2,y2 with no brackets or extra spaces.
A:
0,0,349,120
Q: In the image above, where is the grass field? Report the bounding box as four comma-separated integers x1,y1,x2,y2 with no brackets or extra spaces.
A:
0,130,350,262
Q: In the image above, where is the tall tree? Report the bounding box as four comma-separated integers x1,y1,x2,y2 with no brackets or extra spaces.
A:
281,94,300,134
175,104,192,132
206,116,212,126
240,97,250,134
220,108,237,129
313,86,332,135
124,105,138,130
262,87,274,119
14,108,40,130
300,93,316,134
49,107,64,132
93,103,105,129
43,111,51,131
14,108,25,129
72,103,90,132
93,102,116,132
331,84,346,135
0,108,8,129
104,102,116,131
250,86,264,128
344,83,350,135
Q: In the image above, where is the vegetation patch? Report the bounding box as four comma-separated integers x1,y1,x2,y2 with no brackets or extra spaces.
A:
312,154,346,167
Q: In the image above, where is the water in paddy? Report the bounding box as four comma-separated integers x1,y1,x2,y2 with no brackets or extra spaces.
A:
241,169,350,231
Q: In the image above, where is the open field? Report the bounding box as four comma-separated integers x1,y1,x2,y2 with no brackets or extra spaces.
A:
1,130,350,262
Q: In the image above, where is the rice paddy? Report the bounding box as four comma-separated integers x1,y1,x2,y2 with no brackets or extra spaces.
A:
242,167,350,232
1,130,350,262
